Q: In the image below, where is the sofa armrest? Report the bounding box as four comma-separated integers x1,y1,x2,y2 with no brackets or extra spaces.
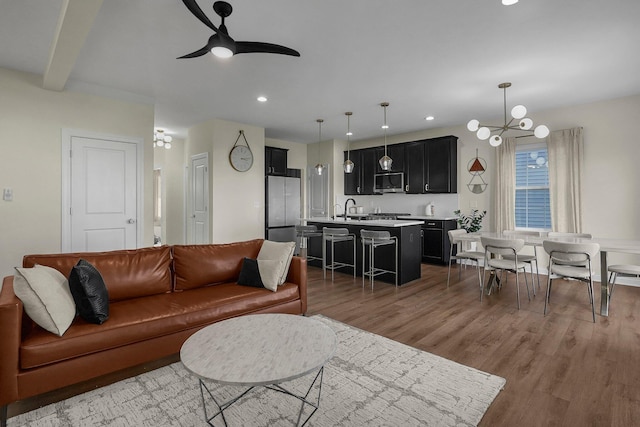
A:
0,276,22,406
286,256,307,314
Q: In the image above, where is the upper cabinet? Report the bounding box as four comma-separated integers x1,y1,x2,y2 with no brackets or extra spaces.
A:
265,146,288,176
404,136,457,194
344,148,378,195
344,135,458,195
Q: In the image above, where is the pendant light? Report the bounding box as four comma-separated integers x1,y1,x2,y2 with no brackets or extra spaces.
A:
378,102,392,171
343,112,354,173
314,119,325,175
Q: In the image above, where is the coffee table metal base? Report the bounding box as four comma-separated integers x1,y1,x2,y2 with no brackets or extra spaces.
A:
199,367,325,427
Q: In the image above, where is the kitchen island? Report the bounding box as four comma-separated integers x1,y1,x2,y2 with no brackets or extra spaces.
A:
304,218,423,286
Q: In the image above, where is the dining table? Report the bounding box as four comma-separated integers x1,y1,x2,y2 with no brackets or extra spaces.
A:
463,232,640,317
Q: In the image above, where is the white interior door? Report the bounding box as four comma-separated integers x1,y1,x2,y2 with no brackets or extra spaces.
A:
190,153,209,244
69,136,138,252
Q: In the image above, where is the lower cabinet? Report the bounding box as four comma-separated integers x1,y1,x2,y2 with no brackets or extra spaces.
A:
421,219,457,264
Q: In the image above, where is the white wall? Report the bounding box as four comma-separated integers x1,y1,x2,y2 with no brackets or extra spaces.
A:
0,67,155,278
186,119,266,243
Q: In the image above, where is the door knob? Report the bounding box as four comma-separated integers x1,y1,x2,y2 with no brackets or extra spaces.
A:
127,218,136,224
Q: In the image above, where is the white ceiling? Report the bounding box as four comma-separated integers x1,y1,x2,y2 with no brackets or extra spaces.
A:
1,0,639,143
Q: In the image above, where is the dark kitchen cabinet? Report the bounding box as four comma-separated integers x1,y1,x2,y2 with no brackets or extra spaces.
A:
421,219,457,264
265,146,288,176
404,136,457,194
344,148,378,195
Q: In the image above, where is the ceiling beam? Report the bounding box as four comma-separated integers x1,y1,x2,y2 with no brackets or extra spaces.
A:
42,0,104,91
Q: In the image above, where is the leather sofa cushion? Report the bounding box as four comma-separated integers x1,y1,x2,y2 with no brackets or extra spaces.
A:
173,240,263,290
23,246,172,302
20,282,300,369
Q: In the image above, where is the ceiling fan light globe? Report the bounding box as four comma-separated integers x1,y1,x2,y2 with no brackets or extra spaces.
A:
164,135,173,143
519,118,533,130
489,135,503,147
467,119,479,132
476,127,491,140
164,142,172,149
211,46,233,58
511,104,527,119
534,124,550,138
156,140,164,147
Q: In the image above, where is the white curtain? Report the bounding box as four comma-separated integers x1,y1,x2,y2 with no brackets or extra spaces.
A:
548,127,584,233
493,137,516,233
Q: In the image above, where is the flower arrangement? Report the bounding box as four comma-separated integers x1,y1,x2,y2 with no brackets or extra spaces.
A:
453,209,487,233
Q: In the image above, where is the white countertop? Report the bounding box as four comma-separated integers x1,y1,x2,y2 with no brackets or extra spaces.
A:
401,215,458,221
304,217,424,227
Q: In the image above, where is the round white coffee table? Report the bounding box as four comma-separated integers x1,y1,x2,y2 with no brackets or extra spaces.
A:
181,313,337,426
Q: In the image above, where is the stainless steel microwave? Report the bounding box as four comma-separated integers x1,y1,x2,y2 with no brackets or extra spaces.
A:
374,172,405,193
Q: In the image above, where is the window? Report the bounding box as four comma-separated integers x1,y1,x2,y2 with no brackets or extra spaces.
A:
515,143,551,229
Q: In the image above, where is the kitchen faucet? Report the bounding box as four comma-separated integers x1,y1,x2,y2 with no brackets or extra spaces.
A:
344,198,356,221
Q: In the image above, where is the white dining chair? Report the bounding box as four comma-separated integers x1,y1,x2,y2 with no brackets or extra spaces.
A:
542,240,600,322
447,229,484,297
502,230,541,295
481,236,531,309
608,264,640,303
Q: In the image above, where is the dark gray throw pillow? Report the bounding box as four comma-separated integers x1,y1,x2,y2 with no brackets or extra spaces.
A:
68,259,109,324
237,258,264,289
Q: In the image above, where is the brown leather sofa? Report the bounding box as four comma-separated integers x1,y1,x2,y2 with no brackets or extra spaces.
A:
0,239,307,426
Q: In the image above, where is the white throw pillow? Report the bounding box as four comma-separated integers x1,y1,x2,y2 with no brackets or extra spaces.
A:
13,265,76,336
257,240,295,285
257,259,284,292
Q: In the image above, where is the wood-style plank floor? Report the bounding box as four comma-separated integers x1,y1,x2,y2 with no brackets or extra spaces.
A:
306,263,640,427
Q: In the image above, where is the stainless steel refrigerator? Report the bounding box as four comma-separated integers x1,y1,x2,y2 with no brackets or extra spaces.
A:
265,174,301,248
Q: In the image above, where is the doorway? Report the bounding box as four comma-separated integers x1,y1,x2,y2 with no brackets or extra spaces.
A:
190,153,209,244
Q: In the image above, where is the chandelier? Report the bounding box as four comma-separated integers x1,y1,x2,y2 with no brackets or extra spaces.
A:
467,82,549,147
343,112,354,173
153,130,172,149
378,102,392,171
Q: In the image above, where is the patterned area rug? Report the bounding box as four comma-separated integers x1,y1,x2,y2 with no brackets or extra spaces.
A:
9,316,505,426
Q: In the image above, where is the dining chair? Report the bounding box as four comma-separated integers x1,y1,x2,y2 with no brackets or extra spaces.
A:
542,240,600,322
447,229,484,297
502,230,541,295
546,232,593,267
481,236,531,309
608,264,640,303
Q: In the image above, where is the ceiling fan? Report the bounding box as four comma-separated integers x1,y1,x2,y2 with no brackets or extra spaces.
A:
178,0,300,59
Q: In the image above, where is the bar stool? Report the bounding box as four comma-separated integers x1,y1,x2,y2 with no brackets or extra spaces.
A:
361,229,398,289
295,225,322,262
322,227,356,281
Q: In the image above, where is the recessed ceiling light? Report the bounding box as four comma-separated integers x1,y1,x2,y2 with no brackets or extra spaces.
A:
502,0,518,5
425,116,435,121
257,96,267,102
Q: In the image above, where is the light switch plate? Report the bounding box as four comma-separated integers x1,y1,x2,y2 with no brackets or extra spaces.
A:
3,188,13,201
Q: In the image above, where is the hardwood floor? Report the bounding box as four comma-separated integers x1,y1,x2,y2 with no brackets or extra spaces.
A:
306,263,640,427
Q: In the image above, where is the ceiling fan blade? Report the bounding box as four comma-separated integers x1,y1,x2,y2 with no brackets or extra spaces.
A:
235,41,300,57
182,0,218,32
177,45,210,59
